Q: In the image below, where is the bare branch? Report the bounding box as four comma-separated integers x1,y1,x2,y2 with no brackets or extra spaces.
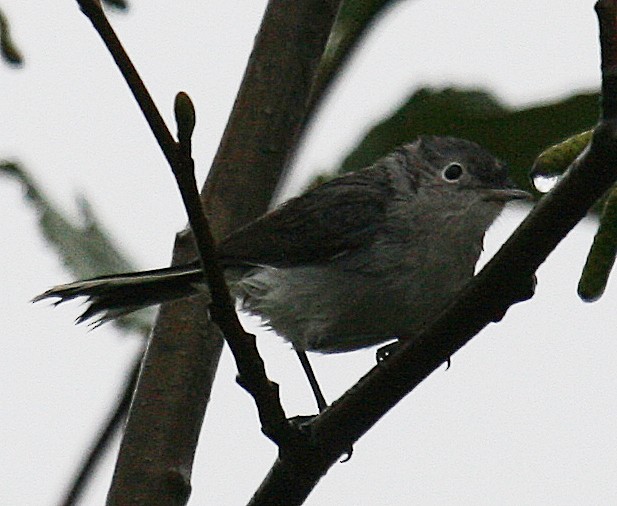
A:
59,355,141,506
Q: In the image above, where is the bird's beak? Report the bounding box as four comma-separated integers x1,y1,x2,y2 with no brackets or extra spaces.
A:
481,188,532,202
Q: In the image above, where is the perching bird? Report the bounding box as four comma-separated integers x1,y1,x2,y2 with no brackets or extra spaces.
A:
35,136,529,410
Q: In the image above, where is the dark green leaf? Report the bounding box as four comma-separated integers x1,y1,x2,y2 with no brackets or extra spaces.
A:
0,8,24,67
335,87,599,196
578,185,617,302
102,0,129,11
313,0,403,106
531,130,593,180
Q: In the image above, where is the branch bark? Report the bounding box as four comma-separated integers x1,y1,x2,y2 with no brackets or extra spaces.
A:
247,1,617,504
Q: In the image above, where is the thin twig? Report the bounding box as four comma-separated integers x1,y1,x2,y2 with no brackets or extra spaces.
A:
59,354,141,506
172,92,296,441
75,0,291,441
76,0,176,161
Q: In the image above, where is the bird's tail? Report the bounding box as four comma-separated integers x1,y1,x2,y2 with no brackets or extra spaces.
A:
33,263,206,326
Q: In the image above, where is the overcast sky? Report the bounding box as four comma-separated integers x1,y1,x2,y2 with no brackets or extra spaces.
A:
1,1,614,505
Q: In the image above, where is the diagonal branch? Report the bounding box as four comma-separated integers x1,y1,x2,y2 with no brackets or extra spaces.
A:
59,353,141,506
247,1,617,504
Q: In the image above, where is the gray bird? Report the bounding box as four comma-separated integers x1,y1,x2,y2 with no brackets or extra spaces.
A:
35,136,530,410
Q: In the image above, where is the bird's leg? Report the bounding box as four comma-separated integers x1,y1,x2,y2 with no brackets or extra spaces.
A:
294,348,355,462
295,349,328,412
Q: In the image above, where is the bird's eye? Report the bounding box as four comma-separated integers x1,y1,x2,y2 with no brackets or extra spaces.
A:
442,162,464,182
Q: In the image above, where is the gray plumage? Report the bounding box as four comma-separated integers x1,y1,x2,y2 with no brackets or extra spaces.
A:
35,136,529,353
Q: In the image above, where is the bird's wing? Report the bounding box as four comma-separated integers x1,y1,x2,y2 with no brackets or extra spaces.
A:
218,167,395,268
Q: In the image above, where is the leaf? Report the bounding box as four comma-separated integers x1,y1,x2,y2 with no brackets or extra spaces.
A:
335,87,599,196
0,8,24,67
102,0,129,11
313,0,404,106
530,130,593,180
578,185,617,302
0,160,153,335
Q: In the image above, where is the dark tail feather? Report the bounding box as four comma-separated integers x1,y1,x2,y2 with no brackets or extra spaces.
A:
33,263,206,326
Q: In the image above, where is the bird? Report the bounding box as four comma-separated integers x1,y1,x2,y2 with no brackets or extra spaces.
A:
35,136,530,411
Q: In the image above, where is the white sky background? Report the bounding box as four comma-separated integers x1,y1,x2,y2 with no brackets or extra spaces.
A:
1,1,614,505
